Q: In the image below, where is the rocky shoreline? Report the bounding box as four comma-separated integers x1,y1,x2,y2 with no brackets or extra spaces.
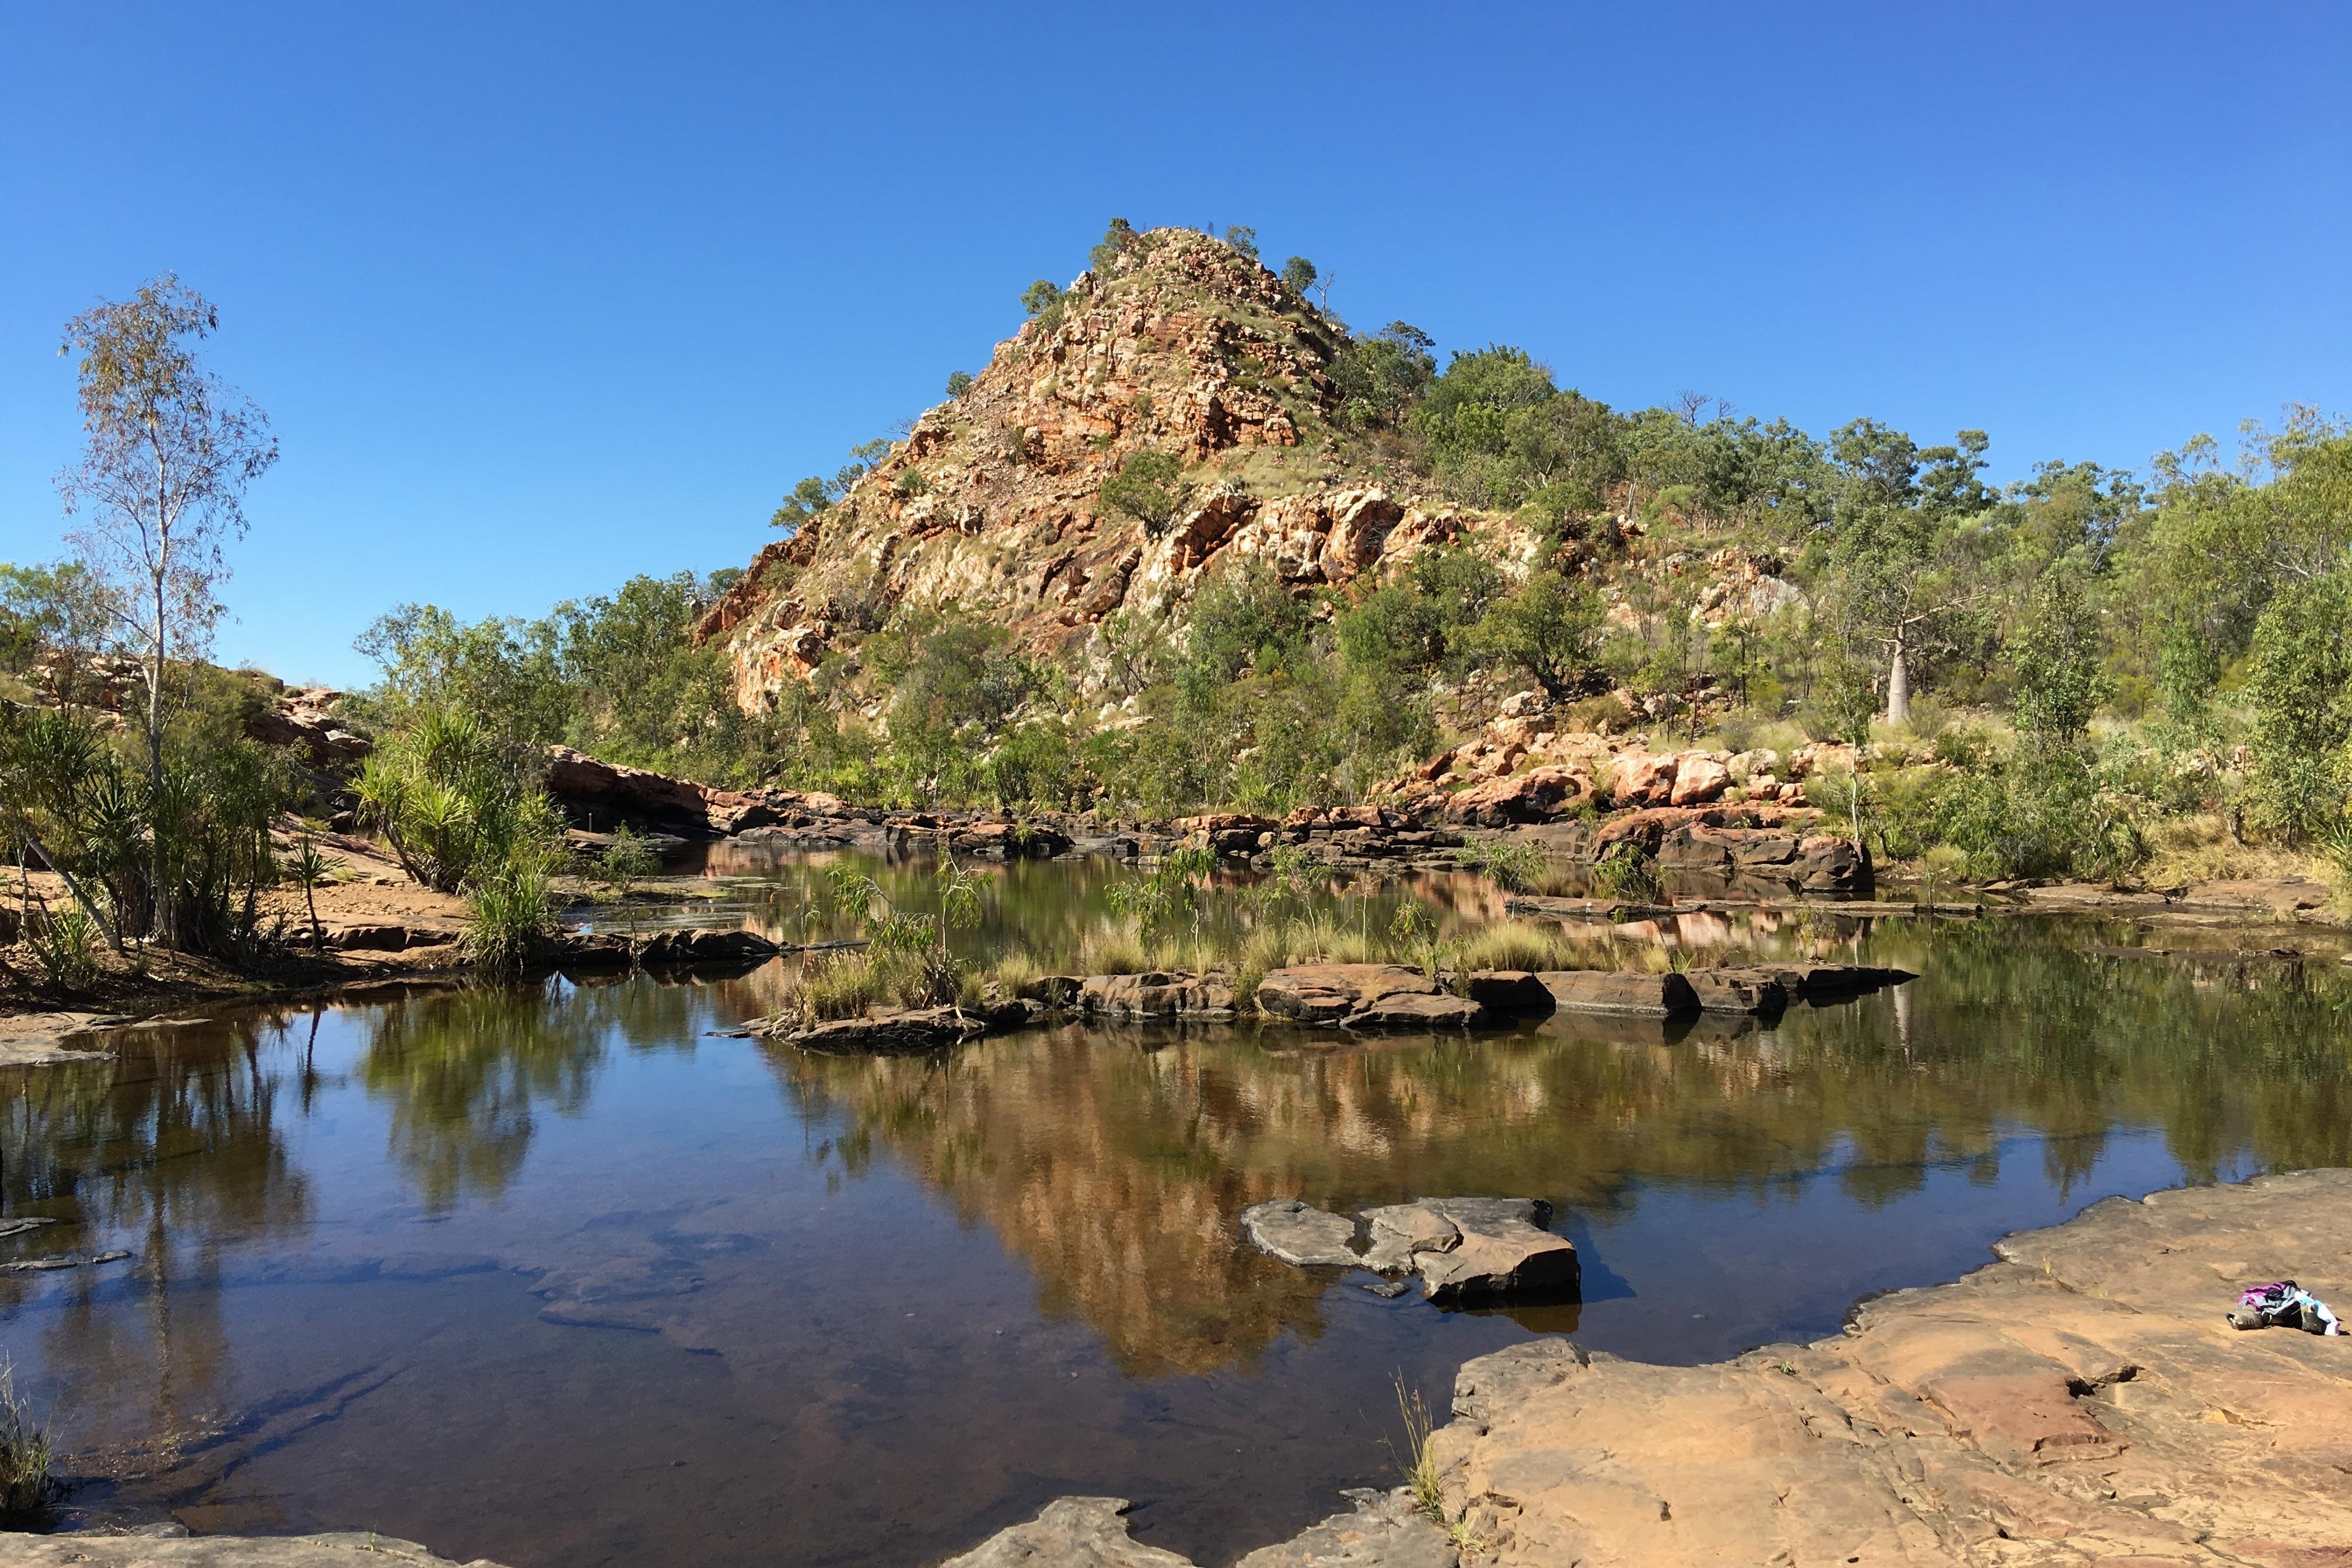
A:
1,1169,2343,1563
940,1168,2352,1567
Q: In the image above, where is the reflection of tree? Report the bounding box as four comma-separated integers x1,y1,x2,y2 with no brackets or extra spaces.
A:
356,977,728,1213
772,935,2352,1378
1,1016,310,1457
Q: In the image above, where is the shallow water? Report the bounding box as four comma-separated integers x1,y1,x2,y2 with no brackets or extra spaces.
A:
4,850,2349,1566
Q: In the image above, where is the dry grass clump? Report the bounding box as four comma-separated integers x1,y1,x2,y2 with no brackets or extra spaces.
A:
1076,923,1148,977
1450,921,1578,974
981,949,1050,999
774,950,886,1028
2141,813,2322,887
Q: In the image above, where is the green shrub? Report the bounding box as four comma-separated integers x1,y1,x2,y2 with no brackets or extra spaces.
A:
2244,569,2352,840
26,907,101,991
1590,841,1662,902
1100,451,1189,535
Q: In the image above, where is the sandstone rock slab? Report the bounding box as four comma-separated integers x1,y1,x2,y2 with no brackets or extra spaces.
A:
1077,971,1235,1020
1534,971,1698,1017
1256,964,1442,1027
1429,1169,2352,1568
936,1497,1194,1568
1231,1488,1454,1568
1460,970,1555,1015
1681,967,1787,1014
0,1532,506,1567
1370,1197,1578,1304
1240,1199,1362,1268
1344,991,1484,1030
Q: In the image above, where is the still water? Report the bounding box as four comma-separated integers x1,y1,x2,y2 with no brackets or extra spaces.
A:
4,849,2348,1566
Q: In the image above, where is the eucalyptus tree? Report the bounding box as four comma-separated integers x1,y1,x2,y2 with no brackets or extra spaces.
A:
55,275,276,936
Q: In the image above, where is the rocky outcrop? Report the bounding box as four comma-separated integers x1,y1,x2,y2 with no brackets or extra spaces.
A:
1255,965,1485,1030
1680,967,1787,1014
244,686,373,772
1447,766,1590,827
1458,970,1553,1014
542,746,811,836
1427,1170,2352,1568
702,229,1496,709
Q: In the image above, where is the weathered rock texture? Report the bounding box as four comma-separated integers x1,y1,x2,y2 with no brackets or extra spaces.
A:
1256,965,1485,1030
0,1531,503,1567
1239,1196,1577,1304
939,1490,1450,1568
701,229,1507,712
1432,1169,2352,1567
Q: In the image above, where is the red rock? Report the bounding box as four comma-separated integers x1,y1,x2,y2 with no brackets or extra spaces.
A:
1606,751,1676,807
1669,754,1731,806
1448,766,1589,826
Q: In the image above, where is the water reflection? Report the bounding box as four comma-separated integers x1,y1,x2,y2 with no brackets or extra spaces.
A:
771,923,2352,1373
0,861,2347,1567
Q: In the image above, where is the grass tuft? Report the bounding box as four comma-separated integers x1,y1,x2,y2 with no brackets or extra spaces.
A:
0,1359,59,1528
1391,1374,1445,1526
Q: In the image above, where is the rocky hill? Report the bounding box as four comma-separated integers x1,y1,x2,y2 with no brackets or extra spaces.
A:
694,227,1535,710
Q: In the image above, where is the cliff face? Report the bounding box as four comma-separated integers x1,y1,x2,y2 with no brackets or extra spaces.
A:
696,228,1523,710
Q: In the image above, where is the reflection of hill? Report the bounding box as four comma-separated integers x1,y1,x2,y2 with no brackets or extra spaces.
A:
771,933,2352,1378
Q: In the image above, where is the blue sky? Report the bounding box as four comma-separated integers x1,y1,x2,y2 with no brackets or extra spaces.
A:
3,3,2345,688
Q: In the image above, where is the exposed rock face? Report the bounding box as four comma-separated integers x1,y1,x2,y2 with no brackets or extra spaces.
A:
701,229,1510,712
1429,1170,2352,1568
544,745,801,836
1446,765,1590,826
244,686,373,772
